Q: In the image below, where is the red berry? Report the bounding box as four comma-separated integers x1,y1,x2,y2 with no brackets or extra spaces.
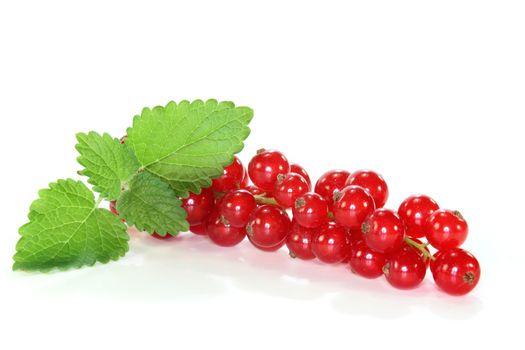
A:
314,169,351,207
432,248,480,296
190,223,207,236
362,208,405,254
181,187,214,226
248,149,289,191
207,212,246,247
349,240,386,278
292,192,329,228
383,248,426,289
246,205,291,250
398,194,440,238
289,163,311,188
345,170,389,208
311,222,350,264
151,232,176,240
273,173,309,208
425,209,468,250
212,156,245,192
333,185,375,230
219,189,257,228
286,221,316,260
250,239,286,252
245,185,266,196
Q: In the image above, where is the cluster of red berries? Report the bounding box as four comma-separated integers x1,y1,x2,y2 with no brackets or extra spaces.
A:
111,148,481,296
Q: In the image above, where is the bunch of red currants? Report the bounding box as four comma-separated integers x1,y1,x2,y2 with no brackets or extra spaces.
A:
112,149,481,296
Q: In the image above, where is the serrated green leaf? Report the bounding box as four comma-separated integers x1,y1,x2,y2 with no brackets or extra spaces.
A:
117,172,188,235
13,179,129,272
76,132,140,200
126,99,253,197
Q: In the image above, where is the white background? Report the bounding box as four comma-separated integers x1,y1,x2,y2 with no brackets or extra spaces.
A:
1,0,524,348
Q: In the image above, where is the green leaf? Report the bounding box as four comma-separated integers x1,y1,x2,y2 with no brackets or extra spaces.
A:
13,179,129,272
117,172,188,235
126,99,253,197
76,132,140,200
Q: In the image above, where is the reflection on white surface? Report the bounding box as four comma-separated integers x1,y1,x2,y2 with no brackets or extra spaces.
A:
15,228,482,320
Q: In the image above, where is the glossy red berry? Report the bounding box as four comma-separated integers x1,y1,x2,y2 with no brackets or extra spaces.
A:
333,185,375,230
383,248,426,289
312,222,351,264
289,163,311,188
314,169,351,207
250,239,286,252
349,240,386,278
432,248,480,295
207,212,246,247
212,156,245,192
286,221,316,260
181,187,214,226
219,189,257,228
292,192,329,228
425,209,468,250
245,185,266,196
273,173,309,208
248,149,290,192
398,194,440,238
190,223,208,236
246,205,291,250
345,170,389,208
362,208,405,254
151,232,176,240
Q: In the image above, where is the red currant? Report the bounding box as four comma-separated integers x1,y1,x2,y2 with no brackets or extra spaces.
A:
383,248,426,289
345,170,389,208
245,184,266,196
212,156,245,192
398,194,440,238
333,185,375,230
207,212,246,247
273,173,309,208
181,187,214,226
425,209,468,250
190,223,208,236
289,163,311,188
432,248,480,295
311,222,350,264
292,192,329,228
286,221,316,260
219,189,257,228
250,239,286,252
151,232,176,240
362,208,405,254
246,205,291,250
248,149,289,192
349,240,386,278
314,169,350,207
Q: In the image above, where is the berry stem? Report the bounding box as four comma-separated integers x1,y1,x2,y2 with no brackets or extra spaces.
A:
254,194,280,206
404,236,435,261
